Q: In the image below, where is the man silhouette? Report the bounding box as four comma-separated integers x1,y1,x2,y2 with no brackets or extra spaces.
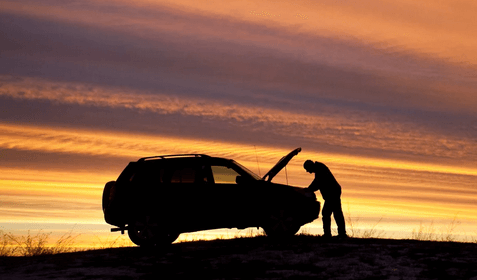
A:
304,160,347,238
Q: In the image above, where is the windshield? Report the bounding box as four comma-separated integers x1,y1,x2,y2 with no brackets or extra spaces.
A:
231,160,261,180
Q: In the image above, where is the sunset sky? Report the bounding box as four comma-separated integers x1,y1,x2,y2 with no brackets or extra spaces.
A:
1,0,476,246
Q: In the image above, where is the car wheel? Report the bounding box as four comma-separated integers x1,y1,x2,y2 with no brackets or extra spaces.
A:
128,215,179,247
263,209,300,238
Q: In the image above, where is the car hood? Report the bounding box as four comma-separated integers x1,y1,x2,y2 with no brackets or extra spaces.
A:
261,147,301,182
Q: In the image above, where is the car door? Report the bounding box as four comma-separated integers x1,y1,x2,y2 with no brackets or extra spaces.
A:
158,162,210,231
206,164,257,228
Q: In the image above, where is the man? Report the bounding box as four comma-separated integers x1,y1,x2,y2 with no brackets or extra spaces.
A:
304,160,347,238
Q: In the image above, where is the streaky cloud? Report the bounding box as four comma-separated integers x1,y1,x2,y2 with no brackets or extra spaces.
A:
1,76,476,163
1,1,476,115
1,122,477,177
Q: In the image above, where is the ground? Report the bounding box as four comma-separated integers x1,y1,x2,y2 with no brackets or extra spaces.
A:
1,236,477,280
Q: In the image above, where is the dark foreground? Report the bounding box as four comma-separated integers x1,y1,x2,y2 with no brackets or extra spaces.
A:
1,236,477,280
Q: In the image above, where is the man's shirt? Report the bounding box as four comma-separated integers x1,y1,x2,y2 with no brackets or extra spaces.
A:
307,162,342,200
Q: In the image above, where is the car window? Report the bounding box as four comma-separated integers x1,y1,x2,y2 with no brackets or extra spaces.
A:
211,165,240,184
169,167,196,183
130,168,161,186
130,162,210,185
231,160,261,180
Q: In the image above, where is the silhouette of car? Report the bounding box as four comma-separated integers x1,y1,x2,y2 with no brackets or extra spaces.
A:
102,148,320,246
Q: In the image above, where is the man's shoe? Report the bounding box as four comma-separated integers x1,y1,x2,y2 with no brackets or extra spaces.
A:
338,234,349,239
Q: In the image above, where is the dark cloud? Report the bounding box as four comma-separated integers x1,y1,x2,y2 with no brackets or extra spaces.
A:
1,4,476,116
1,0,476,168
0,148,128,175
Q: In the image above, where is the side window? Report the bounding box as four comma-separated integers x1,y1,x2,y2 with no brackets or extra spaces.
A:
170,167,196,184
131,163,208,185
211,165,240,184
130,169,161,185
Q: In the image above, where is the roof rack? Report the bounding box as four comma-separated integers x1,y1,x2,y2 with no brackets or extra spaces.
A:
137,154,210,162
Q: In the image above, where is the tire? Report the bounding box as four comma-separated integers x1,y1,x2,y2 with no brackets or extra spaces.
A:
128,215,179,247
263,209,300,238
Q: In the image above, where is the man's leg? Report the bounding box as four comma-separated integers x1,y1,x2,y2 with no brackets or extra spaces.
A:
332,199,347,236
322,200,332,237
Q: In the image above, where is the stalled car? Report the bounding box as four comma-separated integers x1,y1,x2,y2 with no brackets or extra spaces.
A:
102,148,320,246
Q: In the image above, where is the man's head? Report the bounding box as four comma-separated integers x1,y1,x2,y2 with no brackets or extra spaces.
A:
303,160,315,173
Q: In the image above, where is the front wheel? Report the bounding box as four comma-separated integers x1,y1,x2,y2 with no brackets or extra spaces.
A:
128,215,179,247
262,209,300,238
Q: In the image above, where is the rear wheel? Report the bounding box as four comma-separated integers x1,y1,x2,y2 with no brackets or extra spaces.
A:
263,209,300,238
128,215,179,247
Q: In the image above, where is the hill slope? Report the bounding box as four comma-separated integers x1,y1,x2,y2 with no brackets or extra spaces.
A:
1,236,477,279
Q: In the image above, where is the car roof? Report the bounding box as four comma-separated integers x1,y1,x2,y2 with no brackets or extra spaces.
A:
137,154,210,161
136,154,233,165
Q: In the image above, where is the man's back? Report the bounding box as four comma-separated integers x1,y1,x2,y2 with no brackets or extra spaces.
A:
309,162,341,200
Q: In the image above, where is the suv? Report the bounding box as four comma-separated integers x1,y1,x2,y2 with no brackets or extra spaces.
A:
102,148,320,246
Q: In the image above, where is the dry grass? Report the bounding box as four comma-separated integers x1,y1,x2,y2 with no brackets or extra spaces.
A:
345,207,467,242
0,230,79,257
297,227,313,236
2,213,475,257
440,215,461,242
236,228,266,238
92,235,131,249
411,216,461,242
345,206,386,239
1,230,16,257
178,228,265,243
411,221,437,241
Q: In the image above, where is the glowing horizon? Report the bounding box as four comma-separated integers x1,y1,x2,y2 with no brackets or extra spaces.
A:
1,123,476,243
1,0,476,246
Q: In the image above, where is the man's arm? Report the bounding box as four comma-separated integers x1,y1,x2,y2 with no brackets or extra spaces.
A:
307,177,320,192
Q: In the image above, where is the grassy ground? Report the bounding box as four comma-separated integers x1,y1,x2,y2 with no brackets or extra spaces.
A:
1,215,476,257
1,235,477,280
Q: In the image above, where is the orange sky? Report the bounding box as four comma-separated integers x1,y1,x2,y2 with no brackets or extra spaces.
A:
1,0,476,246
5,0,475,63
1,122,476,244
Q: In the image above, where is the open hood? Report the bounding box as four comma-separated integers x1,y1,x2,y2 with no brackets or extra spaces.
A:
262,147,301,182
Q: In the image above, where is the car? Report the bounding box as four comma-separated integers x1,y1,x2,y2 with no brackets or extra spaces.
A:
102,147,320,246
